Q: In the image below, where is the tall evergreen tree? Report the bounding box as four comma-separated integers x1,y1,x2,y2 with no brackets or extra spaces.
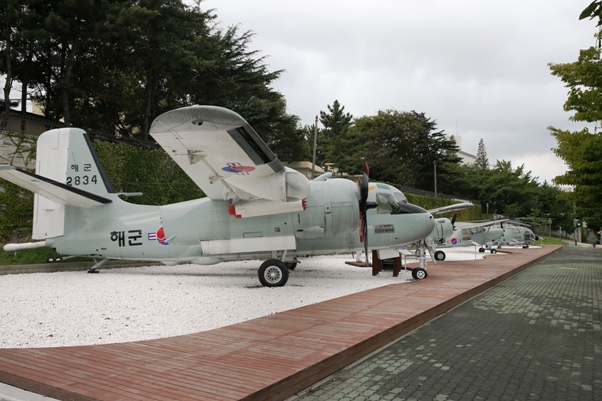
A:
475,138,489,170
319,100,353,174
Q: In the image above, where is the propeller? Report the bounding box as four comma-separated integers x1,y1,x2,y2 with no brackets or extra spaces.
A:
450,213,457,229
358,163,378,265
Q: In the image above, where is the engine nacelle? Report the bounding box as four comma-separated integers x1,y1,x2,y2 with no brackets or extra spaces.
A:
294,179,359,239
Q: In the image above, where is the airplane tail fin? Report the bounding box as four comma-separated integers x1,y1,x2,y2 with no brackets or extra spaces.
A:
10,128,115,240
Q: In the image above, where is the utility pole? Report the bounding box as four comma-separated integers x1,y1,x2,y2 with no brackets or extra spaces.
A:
433,160,437,197
311,115,318,179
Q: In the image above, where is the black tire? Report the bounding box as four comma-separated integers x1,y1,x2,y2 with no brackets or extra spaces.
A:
412,267,427,280
434,250,446,261
285,262,297,271
479,248,485,253
258,260,289,287
491,249,497,254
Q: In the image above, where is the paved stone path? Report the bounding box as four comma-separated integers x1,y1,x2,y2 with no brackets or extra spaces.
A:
292,245,601,401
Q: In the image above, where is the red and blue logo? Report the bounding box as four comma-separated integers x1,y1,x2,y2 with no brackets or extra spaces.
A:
222,162,255,175
449,237,459,245
148,226,169,246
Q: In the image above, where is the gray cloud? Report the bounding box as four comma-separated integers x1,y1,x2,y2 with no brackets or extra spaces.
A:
202,0,597,183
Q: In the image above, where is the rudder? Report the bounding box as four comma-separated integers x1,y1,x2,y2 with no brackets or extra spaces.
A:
33,128,114,239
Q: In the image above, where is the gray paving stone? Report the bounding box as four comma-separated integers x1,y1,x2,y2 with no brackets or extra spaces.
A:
294,246,601,400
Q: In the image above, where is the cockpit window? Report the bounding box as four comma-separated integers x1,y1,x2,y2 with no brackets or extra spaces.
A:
393,192,408,204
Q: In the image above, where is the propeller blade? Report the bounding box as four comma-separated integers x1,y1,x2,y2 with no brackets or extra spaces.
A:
363,210,369,265
360,170,369,204
357,163,375,266
451,213,457,227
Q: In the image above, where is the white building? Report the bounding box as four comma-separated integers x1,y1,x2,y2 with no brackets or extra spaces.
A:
447,135,476,165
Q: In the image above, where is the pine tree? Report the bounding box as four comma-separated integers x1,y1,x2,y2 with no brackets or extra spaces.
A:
475,138,489,170
319,100,353,173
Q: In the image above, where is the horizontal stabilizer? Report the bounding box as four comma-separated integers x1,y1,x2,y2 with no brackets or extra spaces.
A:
0,165,111,207
428,202,474,215
4,241,47,251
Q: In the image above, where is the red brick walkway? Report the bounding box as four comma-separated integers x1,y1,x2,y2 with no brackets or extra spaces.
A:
0,246,562,401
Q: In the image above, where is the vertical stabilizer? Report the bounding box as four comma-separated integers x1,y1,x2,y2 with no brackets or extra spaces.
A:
33,128,114,239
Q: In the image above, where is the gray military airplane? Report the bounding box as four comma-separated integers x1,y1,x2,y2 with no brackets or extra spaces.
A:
493,224,538,248
0,105,438,287
425,217,509,261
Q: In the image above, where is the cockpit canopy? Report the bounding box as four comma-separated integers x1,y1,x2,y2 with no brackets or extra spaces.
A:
367,182,427,214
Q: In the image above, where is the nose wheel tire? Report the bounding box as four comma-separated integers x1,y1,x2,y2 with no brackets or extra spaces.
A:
412,267,428,280
258,260,289,287
434,250,446,261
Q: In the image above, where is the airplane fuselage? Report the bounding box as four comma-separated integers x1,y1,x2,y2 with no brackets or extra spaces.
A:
48,179,435,265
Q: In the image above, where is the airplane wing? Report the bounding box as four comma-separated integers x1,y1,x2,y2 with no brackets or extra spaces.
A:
428,202,474,215
0,165,111,207
455,219,510,230
149,105,310,203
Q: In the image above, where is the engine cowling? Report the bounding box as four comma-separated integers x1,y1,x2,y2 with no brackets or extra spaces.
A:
294,179,359,239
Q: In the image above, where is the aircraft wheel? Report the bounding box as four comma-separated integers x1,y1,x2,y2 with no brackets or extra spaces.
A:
434,250,446,261
491,249,497,254
258,260,289,287
479,248,485,253
412,267,428,280
285,262,297,271
497,245,502,249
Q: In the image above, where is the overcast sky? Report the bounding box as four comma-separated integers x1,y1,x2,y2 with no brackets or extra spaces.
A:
201,0,597,184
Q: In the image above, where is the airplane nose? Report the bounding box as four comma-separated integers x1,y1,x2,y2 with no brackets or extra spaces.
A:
413,206,435,238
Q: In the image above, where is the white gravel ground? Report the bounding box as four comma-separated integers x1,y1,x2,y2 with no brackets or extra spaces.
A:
0,247,518,349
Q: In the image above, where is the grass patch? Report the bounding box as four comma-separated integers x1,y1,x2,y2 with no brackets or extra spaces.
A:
0,247,93,266
534,236,568,246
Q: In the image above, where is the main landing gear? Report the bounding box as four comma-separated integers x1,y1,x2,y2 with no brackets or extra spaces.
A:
257,257,299,287
87,258,108,273
258,260,289,287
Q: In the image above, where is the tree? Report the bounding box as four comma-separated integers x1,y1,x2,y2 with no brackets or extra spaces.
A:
347,109,460,189
1,0,296,145
549,126,602,206
475,138,489,170
319,100,353,173
470,160,540,217
548,10,602,225
242,97,309,163
580,1,602,25
1,0,17,125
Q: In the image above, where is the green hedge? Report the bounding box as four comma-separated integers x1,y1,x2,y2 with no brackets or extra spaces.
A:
93,142,204,205
0,180,35,243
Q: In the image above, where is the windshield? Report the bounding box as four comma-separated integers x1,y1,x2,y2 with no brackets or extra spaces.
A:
393,191,408,204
